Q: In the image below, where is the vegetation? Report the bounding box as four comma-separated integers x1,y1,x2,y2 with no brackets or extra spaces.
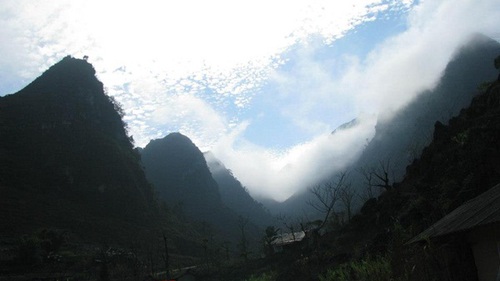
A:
244,271,277,281
319,256,392,281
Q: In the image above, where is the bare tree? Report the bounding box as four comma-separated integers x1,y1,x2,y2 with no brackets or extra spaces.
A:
276,214,297,240
263,226,280,256
307,172,348,231
373,159,394,191
339,180,357,223
237,216,250,261
162,233,171,280
357,166,375,201
359,159,395,198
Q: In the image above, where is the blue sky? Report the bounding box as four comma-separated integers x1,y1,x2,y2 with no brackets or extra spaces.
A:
1,0,500,200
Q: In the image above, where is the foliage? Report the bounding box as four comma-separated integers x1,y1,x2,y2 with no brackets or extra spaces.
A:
319,256,393,281
262,226,279,256
244,271,277,281
16,235,43,266
477,80,494,91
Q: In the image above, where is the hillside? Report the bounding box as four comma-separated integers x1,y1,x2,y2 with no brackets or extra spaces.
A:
0,56,159,242
141,133,263,249
205,152,275,228
0,57,206,280
351,33,500,188
321,72,500,281
231,54,500,281
271,33,500,218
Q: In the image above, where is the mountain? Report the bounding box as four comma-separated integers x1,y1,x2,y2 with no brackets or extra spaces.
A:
0,56,160,243
141,133,262,247
141,133,222,220
352,34,500,186
204,152,275,227
273,34,500,217
326,65,500,281
331,118,361,135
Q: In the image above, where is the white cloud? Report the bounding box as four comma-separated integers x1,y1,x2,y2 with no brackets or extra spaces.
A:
342,0,500,115
212,115,376,201
0,0,406,102
150,94,228,151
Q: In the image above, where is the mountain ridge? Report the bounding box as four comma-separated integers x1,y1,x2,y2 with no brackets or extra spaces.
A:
141,132,263,247
204,151,275,227
0,56,160,244
267,34,500,217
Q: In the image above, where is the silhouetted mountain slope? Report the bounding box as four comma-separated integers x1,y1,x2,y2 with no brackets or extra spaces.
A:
205,152,274,227
274,34,500,217
0,56,159,243
330,73,500,281
141,133,262,247
141,133,221,219
354,34,500,185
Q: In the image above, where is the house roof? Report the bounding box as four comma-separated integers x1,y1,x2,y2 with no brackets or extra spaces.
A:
271,231,306,247
409,183,500,243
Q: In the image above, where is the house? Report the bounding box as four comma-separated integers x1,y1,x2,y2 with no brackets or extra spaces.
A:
409,183,500,281
271,231,307,253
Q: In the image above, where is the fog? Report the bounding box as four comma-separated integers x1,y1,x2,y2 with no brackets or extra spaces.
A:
210,0,500,201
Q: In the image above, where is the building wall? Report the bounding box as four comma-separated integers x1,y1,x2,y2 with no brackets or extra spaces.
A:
467,223,500,281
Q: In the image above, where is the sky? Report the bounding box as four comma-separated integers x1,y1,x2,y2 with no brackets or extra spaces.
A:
1,0,500,201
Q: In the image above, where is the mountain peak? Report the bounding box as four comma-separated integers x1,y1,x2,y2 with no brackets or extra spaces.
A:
0,57,158,242
141,133,222,212
19,56,98,96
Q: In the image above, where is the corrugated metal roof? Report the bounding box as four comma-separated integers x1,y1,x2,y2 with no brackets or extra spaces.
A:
271,231,306,246
409,183,500,243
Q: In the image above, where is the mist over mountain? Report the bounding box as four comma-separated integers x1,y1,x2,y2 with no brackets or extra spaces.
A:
353,34,500,185
204,152,275,227
268,34,500,217
0,56,159,242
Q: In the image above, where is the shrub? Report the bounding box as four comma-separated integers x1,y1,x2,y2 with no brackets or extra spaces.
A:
16,235,42,266
245,271,277,281
319,256,392,281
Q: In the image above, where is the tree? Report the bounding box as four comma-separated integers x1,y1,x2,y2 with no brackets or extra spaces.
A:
359,159,395,196
162,233,171,280
358,166,375,200
495,55,500,81
237,216,250,261
277,214,298,240
263,226,280,256
307,172,348,231
339,180,357,223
